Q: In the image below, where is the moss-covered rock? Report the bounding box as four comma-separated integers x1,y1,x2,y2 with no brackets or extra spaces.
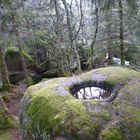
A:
5,47,24,84
5,47,23,72
20,66,140,140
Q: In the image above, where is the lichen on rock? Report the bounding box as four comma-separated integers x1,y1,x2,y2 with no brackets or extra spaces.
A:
20,66,140,140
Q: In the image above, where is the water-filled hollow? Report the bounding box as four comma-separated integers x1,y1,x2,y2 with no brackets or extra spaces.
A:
70,82,114,101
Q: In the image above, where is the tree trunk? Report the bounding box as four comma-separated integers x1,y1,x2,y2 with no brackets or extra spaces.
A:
90,0,99,68
0,48,10,91
106,10,113,65
118,0,125,65
54,0,62,41
61,0,82,73
54,0,72,76
10,4,30,85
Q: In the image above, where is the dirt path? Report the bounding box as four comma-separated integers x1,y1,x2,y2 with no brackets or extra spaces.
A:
6,81,27,116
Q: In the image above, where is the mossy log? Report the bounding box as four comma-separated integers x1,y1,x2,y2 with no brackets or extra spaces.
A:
20,67,140,140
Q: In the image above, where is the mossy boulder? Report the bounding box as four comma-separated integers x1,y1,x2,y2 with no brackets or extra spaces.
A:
20,67,140,140
5,47,24,84
5,47,23,72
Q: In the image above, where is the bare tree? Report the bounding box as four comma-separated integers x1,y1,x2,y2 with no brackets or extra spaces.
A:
106,10,113,65
9,0,30,85
61,0,82,73
118,0,125,65
90,0,99,68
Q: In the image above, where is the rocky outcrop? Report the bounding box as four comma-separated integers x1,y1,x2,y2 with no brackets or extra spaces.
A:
4,47,24,84
20,67,140,140
5,47,23,72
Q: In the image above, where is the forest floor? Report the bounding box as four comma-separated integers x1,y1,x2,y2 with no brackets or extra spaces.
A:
0,80,27,140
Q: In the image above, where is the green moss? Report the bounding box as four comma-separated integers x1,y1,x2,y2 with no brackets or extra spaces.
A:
100,126,124,140
26,89,102,139
119,80,140,99
63,99,101,139
94,66,140,86
0,130,12,140
79,66,140,88
27,92,68,136
21,66,140,139
98,110,111,120
5,47,19,56
21,50,34,63
26,76,34,86
114,103,140,139
0,107,18,130
114,101,140,122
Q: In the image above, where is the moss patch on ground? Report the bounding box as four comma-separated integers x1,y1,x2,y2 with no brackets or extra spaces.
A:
100,126,124,140
0,97,18,130
0,130,12,140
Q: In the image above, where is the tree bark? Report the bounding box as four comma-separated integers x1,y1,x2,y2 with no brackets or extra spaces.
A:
72,0,83,41
0,9,10,91
106,10,113,65
0,48,10,91
53,0,72,76
61,0,82,73
118,0,125,65
90,0,99,68
10,3,30,85
54,0,62,40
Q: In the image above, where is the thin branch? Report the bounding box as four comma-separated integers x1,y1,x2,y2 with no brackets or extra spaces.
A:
72,0,83,41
